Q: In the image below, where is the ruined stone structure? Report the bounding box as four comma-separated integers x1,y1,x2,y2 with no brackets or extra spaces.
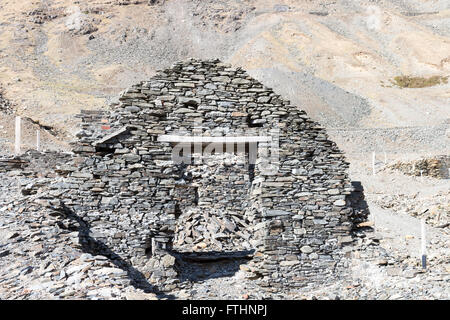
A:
51,59,359,291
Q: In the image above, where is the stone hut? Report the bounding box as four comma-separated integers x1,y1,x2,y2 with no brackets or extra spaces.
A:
64,59,357,291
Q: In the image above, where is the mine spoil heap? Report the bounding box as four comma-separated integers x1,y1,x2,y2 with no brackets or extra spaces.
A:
6,59,368,292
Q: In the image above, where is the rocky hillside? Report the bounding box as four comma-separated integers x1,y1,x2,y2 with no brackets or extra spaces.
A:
0,1,449,300
0,0,449,150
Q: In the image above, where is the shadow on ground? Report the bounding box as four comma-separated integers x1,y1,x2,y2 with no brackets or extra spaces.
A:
349,181,371,229
56,202,176,299
171,250,254,283
48,181,369,296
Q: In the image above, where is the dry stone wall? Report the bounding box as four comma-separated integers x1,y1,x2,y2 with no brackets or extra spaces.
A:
45,58,358,291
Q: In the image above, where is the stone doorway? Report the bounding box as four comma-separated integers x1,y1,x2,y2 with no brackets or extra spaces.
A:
172,152,256,252
156,141,266,286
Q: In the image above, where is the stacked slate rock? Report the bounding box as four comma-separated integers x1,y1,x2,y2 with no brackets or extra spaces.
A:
0,150,73,175
0,158,27,172
40,58,359,292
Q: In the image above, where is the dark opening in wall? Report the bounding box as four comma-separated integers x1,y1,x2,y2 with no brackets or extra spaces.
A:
182,100,199,110
193,186,199,206
95,145,116,155
145,239,153,257
246,114,263,128
248,163,255,182
174,203,182,219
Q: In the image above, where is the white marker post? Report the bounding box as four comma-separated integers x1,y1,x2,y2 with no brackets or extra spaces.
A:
372,152,376,175
421,218,426,269
36,130,40,152
15,116,21,155
384,152,387,164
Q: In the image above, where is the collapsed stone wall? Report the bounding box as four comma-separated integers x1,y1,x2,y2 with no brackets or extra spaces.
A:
0,150,73,175
42,58,358,291
388,155,450,179
0,158,27,172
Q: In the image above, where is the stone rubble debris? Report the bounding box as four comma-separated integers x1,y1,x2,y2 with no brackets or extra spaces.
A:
0,59,448,300
386,156,450,179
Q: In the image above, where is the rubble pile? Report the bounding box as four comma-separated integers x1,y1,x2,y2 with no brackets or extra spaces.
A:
173,208,255,252
26,7,64,24
0,91,13,114
0,154,160,300
387,156,450,179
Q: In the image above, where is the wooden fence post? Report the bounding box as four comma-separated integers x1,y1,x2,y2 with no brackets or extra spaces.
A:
372,152,376,175
36,130,40,151
15,116,21,155
421,218,427,269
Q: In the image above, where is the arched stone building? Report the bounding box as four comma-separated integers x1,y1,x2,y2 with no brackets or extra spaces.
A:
68,59,357,291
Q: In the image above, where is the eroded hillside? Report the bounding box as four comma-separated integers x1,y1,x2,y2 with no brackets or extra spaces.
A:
0,0,449,151
0,0,449,301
